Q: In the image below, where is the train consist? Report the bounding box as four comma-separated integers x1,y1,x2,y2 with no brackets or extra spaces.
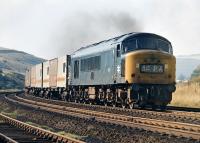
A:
25,32,176,110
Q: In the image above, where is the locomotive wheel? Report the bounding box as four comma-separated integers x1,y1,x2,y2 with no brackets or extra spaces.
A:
122,105,126,109
140,104,146,109
121,99,127,109
151,104,157,110
129,103,134,109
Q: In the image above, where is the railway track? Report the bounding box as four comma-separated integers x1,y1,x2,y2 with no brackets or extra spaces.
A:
5,94,200,141
15,91,200,113
0,121,49,143
0,113,84,143
20,93,200,125
167,106,200,112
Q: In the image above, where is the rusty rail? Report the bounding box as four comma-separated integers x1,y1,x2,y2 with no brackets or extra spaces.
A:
0,113,85,143
0,132,18,143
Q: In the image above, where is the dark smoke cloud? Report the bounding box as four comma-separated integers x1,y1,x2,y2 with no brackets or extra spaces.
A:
50,12,142,56
1,1,200,59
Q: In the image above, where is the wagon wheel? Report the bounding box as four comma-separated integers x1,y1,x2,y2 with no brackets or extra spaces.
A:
89,101,93,105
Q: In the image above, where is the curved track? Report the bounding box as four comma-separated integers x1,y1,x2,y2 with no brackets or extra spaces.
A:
0,121,51,143
21,93,200,125
5,94,200,141
0,113,84,143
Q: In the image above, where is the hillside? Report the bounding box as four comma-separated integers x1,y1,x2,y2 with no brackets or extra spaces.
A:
0,48,45,74
0,47,45,89
177,54,200,60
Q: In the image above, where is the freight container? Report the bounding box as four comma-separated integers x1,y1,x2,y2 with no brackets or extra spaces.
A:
35,63,43,88
49,58,58,87
30,66,36,87
25,68,31,87
57,56,67,87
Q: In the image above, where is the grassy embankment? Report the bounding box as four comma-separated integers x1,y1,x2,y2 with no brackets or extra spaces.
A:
171,82,200,108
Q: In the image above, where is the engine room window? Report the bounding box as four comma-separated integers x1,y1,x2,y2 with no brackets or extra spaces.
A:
121,59,125,77
81,56,101,72
63,62,66,73
74,60,79,79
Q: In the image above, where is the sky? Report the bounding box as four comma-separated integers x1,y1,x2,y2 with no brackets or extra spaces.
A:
0,0,200,59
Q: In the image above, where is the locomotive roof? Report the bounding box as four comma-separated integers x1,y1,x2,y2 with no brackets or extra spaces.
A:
72,32,170,58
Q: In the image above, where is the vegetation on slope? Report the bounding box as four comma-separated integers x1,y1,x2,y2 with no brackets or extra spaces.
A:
171,82,200,108
191,65,200,81
171,65,200,108
0,47,45,90
0,69,24,89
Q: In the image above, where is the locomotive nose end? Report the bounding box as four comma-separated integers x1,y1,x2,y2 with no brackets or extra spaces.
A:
125,50,176,85
131,84,141,91
167,84,176,92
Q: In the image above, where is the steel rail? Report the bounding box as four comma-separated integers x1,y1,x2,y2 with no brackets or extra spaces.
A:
5,95,200,140
23,94,200,120
167,106,200,112
0,113,85,143
0,132,18,143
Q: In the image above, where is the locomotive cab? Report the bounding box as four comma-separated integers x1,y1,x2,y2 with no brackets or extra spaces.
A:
120,33,176,109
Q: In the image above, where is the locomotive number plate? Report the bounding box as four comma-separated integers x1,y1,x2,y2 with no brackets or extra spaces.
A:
140,64,164,73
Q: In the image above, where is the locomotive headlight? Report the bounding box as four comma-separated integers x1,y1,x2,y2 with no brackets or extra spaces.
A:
165,64,168,70
136,63,139,68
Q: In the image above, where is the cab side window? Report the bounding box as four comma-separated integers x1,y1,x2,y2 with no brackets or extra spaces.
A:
117,44,121,57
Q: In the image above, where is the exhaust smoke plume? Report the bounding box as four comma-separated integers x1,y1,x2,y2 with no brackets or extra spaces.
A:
0,0,200,59
51,12,141,56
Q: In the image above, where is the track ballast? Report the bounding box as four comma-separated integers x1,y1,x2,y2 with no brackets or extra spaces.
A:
5,93,200,141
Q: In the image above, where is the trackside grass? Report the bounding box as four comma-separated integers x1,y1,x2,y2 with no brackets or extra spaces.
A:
170,82,200,108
